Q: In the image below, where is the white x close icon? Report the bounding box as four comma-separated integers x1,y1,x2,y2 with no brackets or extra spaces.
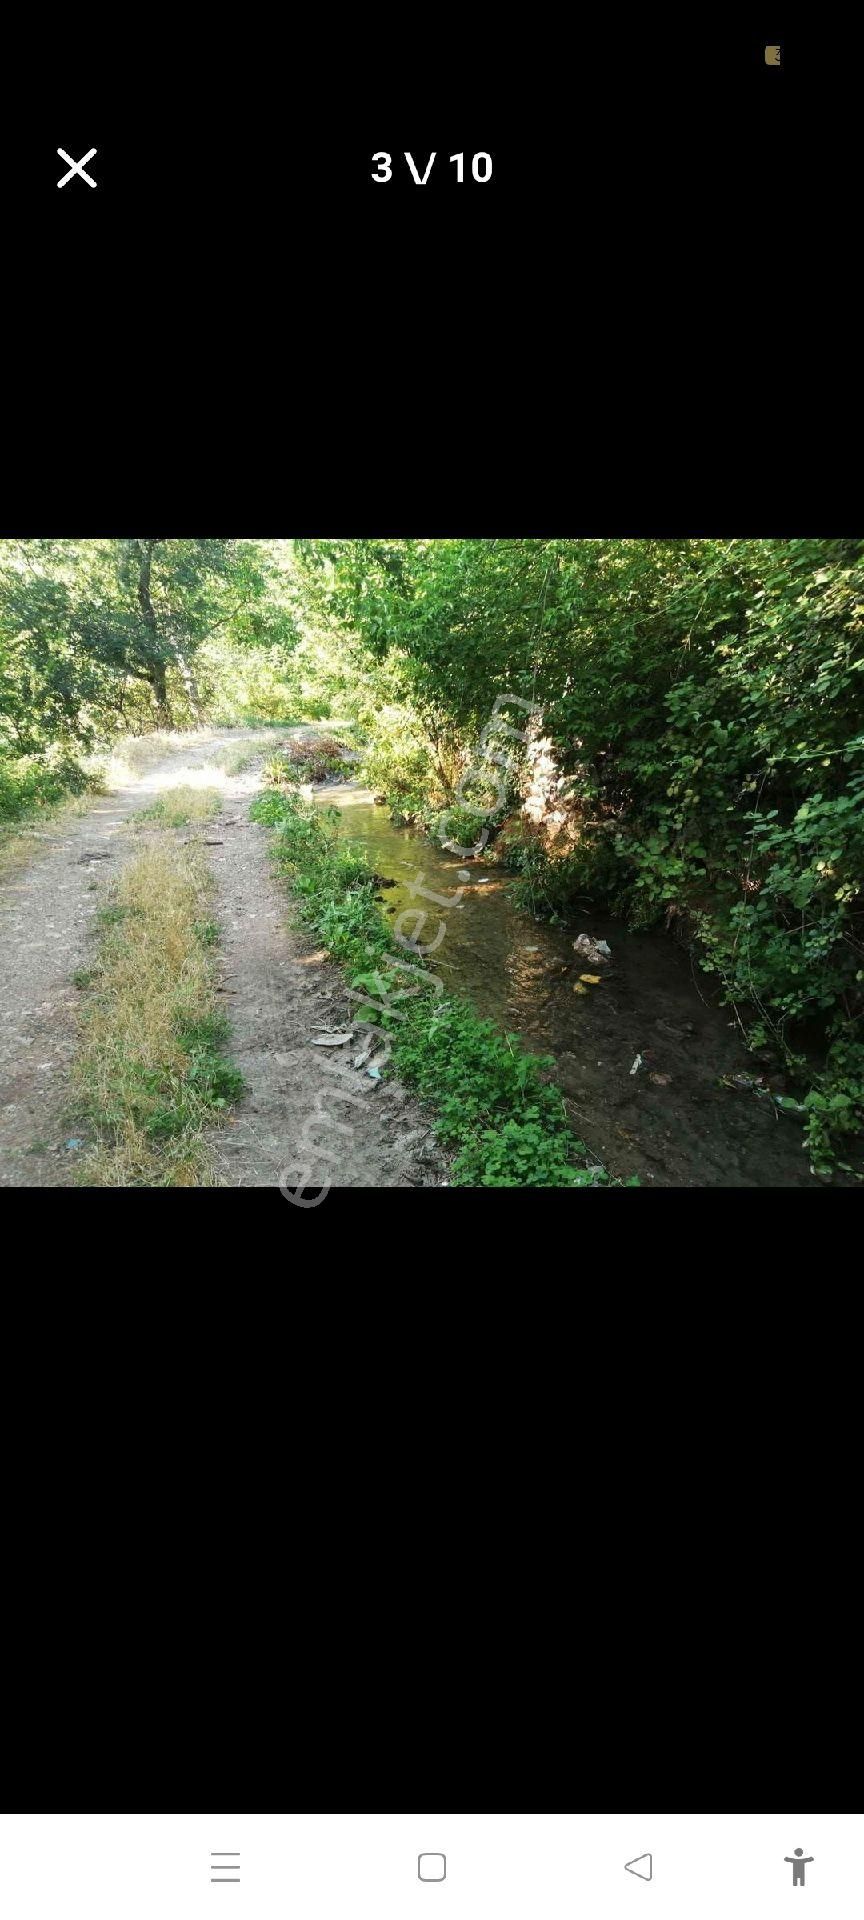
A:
57,147,97,189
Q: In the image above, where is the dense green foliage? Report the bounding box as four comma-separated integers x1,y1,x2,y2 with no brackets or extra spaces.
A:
250,787,609,1185
297,538,864,1168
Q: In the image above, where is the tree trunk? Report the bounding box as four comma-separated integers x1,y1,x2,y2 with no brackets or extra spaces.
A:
137,539,172,727
425,715,454,800
174,647,201,722
149,659,170,726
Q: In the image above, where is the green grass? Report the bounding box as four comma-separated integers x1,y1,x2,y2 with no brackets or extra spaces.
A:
193,917,220,946
250,787,612,1187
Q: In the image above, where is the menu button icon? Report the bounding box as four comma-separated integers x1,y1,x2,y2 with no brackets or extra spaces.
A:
211,1854,240,1884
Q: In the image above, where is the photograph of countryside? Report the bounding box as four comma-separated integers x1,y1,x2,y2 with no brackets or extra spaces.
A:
1,536,862,1189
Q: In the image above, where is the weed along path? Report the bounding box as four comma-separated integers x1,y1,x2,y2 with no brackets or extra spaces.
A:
0,726,447,1189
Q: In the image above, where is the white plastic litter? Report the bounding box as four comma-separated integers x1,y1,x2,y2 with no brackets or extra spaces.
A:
573,934,612,966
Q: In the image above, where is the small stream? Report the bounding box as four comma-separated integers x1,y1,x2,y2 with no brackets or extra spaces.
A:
318,783,819,1187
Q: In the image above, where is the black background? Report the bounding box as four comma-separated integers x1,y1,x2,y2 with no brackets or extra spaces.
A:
5,24,856,532
3,1284,855,1813
0,23,859,1818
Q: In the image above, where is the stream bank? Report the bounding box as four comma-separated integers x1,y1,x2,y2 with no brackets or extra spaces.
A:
318,782,825,1187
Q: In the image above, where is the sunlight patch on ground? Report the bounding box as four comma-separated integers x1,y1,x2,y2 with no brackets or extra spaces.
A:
102,729,215,782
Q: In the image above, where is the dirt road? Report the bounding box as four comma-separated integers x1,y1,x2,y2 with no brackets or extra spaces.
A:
0,729,446,1188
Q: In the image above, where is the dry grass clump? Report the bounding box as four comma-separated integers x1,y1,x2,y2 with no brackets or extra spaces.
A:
134,785,223,828
73,841,242,1186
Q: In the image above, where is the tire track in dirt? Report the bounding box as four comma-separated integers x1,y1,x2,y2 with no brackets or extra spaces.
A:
0,727,447,1189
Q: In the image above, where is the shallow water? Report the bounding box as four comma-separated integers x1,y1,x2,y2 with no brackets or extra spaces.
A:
319,784,821,1187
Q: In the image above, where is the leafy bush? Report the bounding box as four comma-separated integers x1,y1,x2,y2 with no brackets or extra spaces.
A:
0,751,101,822
428,804,490,852
499,819,621,922
248,789,298,825
393,1000,606,1187
362,708,439,821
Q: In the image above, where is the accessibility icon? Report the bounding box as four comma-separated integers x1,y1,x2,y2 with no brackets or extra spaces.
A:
625,1855,653,1882
785,1850,813,1888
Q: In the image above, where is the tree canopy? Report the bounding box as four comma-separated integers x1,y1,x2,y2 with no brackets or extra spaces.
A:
0,537,297,766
